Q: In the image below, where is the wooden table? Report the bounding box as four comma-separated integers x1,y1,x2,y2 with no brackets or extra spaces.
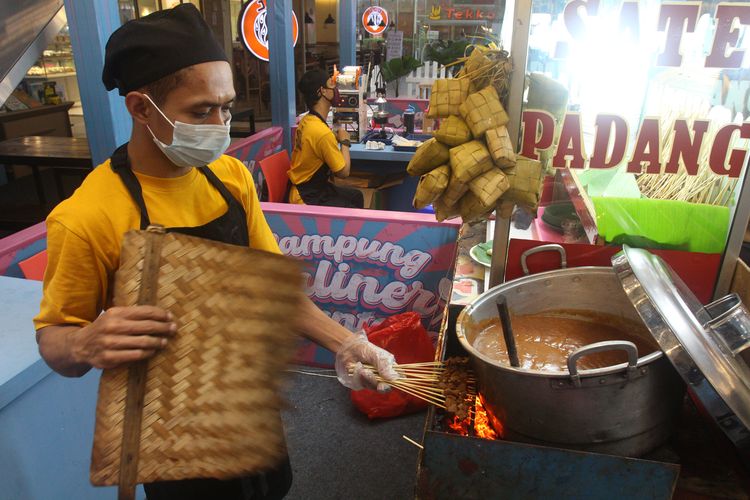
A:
0,135,93,204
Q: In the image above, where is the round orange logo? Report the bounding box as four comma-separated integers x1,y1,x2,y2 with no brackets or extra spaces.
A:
239,0,299,62
362,6,388,36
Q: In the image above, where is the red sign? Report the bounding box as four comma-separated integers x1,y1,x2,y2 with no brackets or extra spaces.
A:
362,6,389,36
239,0,299,62
521,110,750,178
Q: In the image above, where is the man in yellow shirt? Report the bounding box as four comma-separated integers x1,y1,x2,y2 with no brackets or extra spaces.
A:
33,5,396,499
288,70,364,207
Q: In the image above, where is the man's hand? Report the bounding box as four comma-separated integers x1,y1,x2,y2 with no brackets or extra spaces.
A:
38,305,177,376
334,331,400,392
336,127,350,143
70,305,176,369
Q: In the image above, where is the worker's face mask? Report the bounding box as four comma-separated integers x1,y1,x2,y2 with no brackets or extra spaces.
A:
320,85,340,106
143,94,231,168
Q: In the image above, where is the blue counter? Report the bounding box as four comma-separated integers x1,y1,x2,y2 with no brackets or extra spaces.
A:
0,276,140,499
349,144,415,163
349,144,420,212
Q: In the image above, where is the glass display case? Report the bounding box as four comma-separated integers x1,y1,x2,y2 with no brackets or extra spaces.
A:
24,25,79,105
504,0,750,298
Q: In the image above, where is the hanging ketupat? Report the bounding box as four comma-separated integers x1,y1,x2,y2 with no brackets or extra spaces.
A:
449,140,494,183
461,46,495,91
486,126,516,169
403,36,523,225
427,78,471,118
434,116,473,147
441,171,470,207
406,138,450,176
413,165,450,210
502,156,545,211
459,86,509,138
468,169,510,207
459,191,496,222
433,196,461,222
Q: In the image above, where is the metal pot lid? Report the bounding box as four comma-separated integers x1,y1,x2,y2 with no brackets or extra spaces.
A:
611,246,750,451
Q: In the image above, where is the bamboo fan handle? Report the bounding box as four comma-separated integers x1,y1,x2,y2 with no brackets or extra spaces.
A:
118,225,165,500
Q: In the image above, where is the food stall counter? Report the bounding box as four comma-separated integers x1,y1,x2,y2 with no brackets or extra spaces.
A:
347,144,419,212
349,143,416,163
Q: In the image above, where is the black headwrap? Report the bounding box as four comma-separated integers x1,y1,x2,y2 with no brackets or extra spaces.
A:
102,4,228,96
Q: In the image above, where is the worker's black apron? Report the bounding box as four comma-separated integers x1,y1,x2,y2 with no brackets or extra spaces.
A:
293,111,364,208
110,144,293,500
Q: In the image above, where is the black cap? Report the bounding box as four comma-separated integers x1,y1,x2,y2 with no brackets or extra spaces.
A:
102,4,228,96
297,69,329,104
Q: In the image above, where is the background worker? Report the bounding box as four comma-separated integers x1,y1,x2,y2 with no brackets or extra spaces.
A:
288,70,364,208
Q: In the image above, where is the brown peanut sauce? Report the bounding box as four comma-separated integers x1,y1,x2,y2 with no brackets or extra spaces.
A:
469,310,658,372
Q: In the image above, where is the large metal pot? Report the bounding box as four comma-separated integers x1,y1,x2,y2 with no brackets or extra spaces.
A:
456,249,685,457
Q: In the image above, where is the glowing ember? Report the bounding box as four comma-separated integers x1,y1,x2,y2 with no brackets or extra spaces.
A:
447,414,470,435
474,395,499,440
443,395,501,440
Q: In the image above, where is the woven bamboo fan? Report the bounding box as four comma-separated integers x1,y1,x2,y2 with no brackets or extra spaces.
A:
407,138,450,176
427,78,470,118
459,86,509,138
90,227,303,495
413,164,450,210
434,116,472,147
486,126,516,169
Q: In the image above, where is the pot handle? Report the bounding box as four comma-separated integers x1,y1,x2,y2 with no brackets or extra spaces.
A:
521,244,567,276
567,341,638,388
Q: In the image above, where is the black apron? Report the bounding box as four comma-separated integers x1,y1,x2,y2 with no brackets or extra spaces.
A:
110,144,293,500
294,112,364,208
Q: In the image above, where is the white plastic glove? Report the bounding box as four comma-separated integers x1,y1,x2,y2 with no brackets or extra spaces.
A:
335,331,400,392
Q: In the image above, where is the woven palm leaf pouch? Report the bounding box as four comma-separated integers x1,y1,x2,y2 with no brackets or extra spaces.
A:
433,116,473,147
468,168,510,206
413,164,450,210
433,196,461,222
501,155,544,210
427,78,470,118
441,169,470,208
459,86,509,138
90,227,304,489
459,191,496,222
485,126,516,169
461,46,494,91
407,138,450,176
449,140,494,184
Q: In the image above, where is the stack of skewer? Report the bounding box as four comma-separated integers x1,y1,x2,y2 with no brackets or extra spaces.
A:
352,357,477,419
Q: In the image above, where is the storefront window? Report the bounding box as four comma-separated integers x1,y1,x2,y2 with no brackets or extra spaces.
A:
353,0,505,73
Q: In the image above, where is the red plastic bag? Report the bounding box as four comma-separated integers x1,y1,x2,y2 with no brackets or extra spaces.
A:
350,312,435,419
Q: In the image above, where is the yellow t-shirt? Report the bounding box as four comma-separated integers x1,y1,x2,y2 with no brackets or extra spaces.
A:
33,154,280,330
288,113,345,204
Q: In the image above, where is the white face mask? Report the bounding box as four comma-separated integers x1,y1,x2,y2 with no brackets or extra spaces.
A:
143,94,231,168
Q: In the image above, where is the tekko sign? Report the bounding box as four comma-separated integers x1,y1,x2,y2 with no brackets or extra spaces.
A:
428,5,497,21
239,0,299,62
522,1,750,178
